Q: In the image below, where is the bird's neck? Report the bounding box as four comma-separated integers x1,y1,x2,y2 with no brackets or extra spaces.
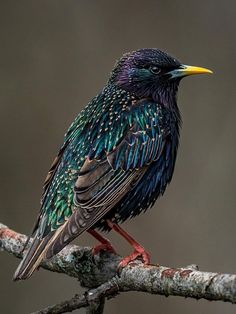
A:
112,79,180,111
152,85,182,141
106,83,181,128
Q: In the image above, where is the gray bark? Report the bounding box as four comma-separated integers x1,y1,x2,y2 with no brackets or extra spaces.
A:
1,223,236,314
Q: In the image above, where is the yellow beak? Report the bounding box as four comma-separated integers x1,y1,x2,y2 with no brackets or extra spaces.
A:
168,65,213,78
180,65,213,76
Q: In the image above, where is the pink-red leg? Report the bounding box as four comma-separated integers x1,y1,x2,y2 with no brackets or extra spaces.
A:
107,220,150,267
87,229,116,255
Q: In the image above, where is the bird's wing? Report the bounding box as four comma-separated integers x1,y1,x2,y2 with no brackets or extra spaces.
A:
44,99,169,258
14,97,168,280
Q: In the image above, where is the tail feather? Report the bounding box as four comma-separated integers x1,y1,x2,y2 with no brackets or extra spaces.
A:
13,232,55,281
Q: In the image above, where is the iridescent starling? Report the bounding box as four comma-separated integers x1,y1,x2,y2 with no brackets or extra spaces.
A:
14,48,212,280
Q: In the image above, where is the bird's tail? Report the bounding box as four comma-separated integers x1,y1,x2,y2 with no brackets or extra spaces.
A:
13,210,93,281
13,231,56,281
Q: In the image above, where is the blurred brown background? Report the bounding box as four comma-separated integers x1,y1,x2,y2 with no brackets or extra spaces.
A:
0,1,236,313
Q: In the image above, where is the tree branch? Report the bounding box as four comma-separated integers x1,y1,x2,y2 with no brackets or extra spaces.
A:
1,223,236,314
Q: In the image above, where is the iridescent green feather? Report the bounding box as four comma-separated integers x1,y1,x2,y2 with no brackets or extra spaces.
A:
40,85,168,235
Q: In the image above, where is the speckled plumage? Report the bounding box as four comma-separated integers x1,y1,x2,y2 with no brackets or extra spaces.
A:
43,86,180,232
14,48,211,280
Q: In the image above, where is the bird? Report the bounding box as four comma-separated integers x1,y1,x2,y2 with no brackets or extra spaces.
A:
14,48,212,280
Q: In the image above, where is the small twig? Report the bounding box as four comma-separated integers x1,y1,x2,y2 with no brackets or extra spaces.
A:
1,223,236,314
86,296,105,314
32,279,117,314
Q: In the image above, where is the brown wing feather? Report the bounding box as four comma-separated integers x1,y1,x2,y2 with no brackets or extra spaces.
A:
13,230,56,280
14,121,151,280
13,144,69,280
14,156,145,280
45,158,146,259
41,144,67,204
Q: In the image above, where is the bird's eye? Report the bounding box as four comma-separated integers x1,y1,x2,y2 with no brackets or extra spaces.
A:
150,66,161,75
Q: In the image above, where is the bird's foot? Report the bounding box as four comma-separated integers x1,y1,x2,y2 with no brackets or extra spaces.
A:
119,246,150,268
92,242,117,256
106,220,150,267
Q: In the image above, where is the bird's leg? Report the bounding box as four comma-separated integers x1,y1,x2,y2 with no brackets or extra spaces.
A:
87,229,116,255
106,220,150,267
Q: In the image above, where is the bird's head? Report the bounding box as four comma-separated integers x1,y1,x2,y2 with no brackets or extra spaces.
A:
109,48,212,104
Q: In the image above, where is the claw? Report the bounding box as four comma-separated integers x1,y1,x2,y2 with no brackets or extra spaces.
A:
119,247,150,268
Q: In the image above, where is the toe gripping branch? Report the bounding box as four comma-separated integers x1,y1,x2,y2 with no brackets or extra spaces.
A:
106,220,150,267
88,221,150,267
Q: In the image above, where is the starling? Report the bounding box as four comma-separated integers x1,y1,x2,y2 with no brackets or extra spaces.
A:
14,48,212,280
